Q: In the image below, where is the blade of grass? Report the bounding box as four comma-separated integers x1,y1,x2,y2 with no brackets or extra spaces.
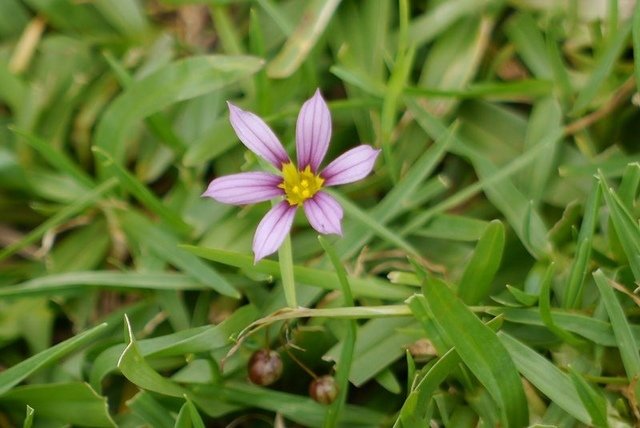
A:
266,0,342,78
0,178,117,262
11,127,94,188
334,121,456,258
593,270,640,398
633,2,640,92
564,177,601,308
505,12,552,79
94,55,263,171
101,51,187,155
598,170,640,281
93,147,191,236
175,397,206,428
414,278,528,427
0,271,209,299
0,383,115,427
278,235,297,308
119,210,239,298
538,263,585,345
497,332,592,425
181,246,411,300
572,18,633,115
318,236,356,428
23,405,34,428
567,367,609,428
0,323,108,395
326,190,421,257
457,220,505,304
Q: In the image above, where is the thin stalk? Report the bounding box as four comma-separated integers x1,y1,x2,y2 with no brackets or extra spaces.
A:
278,235,297,308
319,236,356,428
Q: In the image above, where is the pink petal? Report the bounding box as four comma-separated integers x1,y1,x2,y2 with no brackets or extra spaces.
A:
321,145,380,186
296,89,332,172
202,172,284,205
253,201,297,262
227,102,290,168
303,191,343,235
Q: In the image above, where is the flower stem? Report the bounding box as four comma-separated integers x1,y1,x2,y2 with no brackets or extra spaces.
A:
278,235,297,308
318,235,356,428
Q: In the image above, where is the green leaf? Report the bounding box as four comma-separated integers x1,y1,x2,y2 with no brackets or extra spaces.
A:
92,0,149,39
412,278,528,428
11,127,94,188
489,306,640,347
0,383,115,427
0,323,108,396
498,332,592,425
327,190,421,257
0,271,208,299
505,285,538,307
563,177,601,308
92,147,192,237
174,398,206,428
396,348,460,427
593,270,640,397
318,236,357,427
633,2,640,92
407,0,494,47
127,391,175,428
572,18,633,115
118,316,188,397
418,16,492,116
266,0,342,78
505,13,552,79
334,120,455,258
182,245,411,300
119,210,240,298
598,170,640,281
538,263,584,345
568,367,609,428
0,178,117,262
192,381,383,427
90,305,258,390
94,55,263,169
458,220,505,304
23,405,34,428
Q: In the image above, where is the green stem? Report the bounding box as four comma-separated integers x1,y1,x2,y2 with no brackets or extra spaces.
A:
318,236,356,428
278,235,297,308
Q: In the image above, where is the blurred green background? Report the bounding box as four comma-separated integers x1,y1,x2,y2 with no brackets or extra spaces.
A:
1,0,639,427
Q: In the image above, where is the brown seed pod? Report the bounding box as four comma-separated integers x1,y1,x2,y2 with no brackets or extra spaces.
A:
248,349,283,386
309,375,338,404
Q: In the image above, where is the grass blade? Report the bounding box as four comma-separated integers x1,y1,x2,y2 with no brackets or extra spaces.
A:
458,220,505,304
414,278,528,427
593,270,640,398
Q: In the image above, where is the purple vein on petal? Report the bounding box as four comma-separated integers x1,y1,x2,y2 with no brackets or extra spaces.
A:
303,191,343,235
253,201,297,262
296,89,331,172
202,172,284,205
228,102,290,168
322,145,381,186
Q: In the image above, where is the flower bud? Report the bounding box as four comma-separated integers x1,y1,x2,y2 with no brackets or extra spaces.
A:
309,375,338,404
248,349,283,386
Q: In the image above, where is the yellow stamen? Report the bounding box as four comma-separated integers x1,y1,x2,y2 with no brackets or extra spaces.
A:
278,163,324,206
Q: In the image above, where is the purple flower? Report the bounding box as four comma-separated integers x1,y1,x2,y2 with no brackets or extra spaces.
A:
203,89,380,262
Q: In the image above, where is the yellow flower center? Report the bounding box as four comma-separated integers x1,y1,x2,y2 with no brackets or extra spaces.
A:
278,163,324,206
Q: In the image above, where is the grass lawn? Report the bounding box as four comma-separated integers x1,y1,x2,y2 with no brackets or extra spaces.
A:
1,1,639,427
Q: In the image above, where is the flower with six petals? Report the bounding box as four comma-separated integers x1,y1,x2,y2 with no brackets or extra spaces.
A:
203,89,380,262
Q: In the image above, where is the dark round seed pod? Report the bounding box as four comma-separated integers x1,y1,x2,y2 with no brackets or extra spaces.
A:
309,375,338,404
248,349,283,386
